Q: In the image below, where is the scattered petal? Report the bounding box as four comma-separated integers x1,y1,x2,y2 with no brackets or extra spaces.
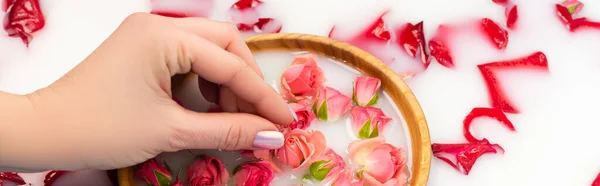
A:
44,171,69,186
237,18,282,33
480,18,509,50
428,25,454,68
0,172,25,185
232,0,262,10
477,51,549,113
396,22,430,67
150,0,214,18
505,5,518,29
492,0,507,5
3,0,46,46
592,173,600,186
463,107,516,143
432,139,504,175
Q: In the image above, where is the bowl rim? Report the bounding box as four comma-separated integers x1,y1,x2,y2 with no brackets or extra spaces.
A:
118,33,431,186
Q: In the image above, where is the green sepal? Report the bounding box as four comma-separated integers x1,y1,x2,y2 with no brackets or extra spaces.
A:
315,99,328,121
352,88,359,106
153,170,172,186
366,92,379,106
369,121,379,138
309,160,333,181
357,118,373,139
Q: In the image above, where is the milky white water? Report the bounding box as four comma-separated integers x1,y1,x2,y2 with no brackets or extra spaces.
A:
2,0,600,185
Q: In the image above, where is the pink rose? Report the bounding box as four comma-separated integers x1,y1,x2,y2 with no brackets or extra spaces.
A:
350,107,392,139
187,155,229,186
313,87,352,121
329,168,363,186
561,0,583,15
233,161,274,186
135,158,173,186
308,148,345,182
278,103,317,132
280,54,326,101
276,129,326,169
348,136,409,186
352,76,382,107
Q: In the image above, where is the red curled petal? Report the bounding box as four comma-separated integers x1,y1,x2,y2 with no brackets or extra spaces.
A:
428,39,453,68
592,173,600,186
231,0,262,10
432,139,503,175
480,18,508,50
506,5,518,29
556,4,573,25
0,172,26,185
398,23,419,58
477,51,549,113
3,0,46,46
44,171,68,186
569,18,600,32
463,107,516,143
236,18,282,33
492,0,507,5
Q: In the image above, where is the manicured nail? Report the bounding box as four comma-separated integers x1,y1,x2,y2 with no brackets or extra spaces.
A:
287,104,298,121
253,131,284,149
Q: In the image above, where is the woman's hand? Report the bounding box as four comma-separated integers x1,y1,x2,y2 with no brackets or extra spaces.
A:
1,13,294,171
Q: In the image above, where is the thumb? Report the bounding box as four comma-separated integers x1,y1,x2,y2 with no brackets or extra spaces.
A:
168,110,285,151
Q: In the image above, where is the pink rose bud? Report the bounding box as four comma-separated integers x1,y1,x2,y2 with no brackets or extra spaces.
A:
348,136,409,185
233,161,274,186
562,0,583,15
308,148,345,182
187,155,229,186
276,129,326,169
280,54,326,102
278,103,317,132
135,158,173,186
170,179,183,186
329,168,364,186
350,107,392,139
352,76,382,107
313,87,352,121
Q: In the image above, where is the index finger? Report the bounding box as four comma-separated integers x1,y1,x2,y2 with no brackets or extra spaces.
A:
168,17,263,78
178,32,294,125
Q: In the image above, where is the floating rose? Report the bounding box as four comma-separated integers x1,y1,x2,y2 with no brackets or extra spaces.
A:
276,129,326,169
136,158,173,186
561,0,583,15
3,0,46,46
329,168,363,186
352,76,381,107
280,54,326,102
308,148,345,182
0,172,25,185
233,161,274,186
350,107,391,139
187,155,229,186
278,103,316,132
348,136,409,185
313,87,352,121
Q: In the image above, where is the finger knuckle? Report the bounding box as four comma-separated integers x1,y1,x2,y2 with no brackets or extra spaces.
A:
219,123,245,150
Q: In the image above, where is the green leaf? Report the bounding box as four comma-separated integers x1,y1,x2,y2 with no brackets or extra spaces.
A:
567,5,576,14
366,92,379,106
145,179,153,186
312,99,318,115
316,99,328,121
357,118,372,139
352,88,359,106
153,170,171,186
309,160,333,181
369,121,379,138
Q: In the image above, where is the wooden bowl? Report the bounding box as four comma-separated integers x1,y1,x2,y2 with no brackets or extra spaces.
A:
118,33,431,186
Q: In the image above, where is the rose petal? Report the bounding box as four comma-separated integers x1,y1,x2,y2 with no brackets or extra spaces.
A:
348,136,386,164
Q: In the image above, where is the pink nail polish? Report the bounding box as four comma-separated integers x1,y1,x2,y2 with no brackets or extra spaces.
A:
253,131,284,149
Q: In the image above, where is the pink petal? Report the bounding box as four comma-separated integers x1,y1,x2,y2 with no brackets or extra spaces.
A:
364,145,396,182
348,136,386,164
363,172,386,186
350,107,371,132
354,76,381,106
326,95,352,121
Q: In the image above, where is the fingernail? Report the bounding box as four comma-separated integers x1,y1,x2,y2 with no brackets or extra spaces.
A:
253,131,284,149
287,104,298,121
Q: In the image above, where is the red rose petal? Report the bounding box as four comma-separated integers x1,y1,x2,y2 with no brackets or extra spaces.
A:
477,51,549,113
428,25,454,68
44,171,68,186
398,23,419,58
413,22,430,67
480,18,508,50
492,0,507,5
463,107,516,143
506,5,518,29
592,173,600,186
3,0,45,46
0,172,26,185
231,0,262,10
236,18,282,33
432,139,504,175
362,11,391,41
556,4,574,25
569,18,600,32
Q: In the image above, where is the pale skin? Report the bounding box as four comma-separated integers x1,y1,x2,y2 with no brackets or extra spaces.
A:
0,13,294,172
